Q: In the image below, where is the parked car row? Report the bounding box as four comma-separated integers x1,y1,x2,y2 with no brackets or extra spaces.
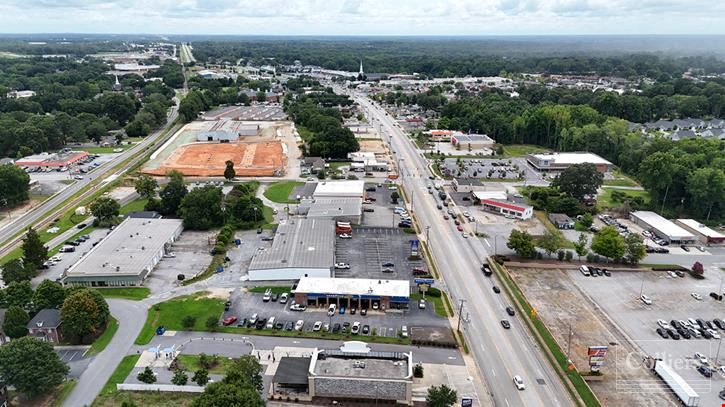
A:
598,214,630,237
655,318,725,340
579,265,611,277
224,312,404,337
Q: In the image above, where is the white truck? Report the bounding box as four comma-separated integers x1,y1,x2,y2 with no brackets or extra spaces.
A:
653,359,700,406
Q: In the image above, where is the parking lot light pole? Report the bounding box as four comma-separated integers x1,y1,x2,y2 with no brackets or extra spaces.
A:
638,272,646,299
457,299,466,332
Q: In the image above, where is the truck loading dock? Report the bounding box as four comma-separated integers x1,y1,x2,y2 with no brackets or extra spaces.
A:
293,277,410,311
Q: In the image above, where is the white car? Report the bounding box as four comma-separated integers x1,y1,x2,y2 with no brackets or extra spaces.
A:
351,321,361,334
688,318,699,327
513,375,525,390
667,271,678,278
708,329,721,339
657,319,671,329
290,304,307,311
640,294,652,305
462,232,468,238
694,352,709,365
334,262,350,269
323,322,330,332
401,325,409,338
691,293,703,301
295,320,304,331
338,233,352,239
313,321,323,331
688,327,701,338
697,246,706,252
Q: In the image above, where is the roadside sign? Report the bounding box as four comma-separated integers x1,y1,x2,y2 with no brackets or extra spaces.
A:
461,397,473,407
588,345,609,372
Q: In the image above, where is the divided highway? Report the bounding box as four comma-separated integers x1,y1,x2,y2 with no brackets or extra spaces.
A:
356,95,574,407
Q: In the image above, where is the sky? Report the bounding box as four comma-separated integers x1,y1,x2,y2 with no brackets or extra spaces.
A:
0,0,723,35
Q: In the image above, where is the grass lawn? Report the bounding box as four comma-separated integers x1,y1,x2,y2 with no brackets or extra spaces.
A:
82,145,133,154
175,354,235,375
135,292,226,345
50,379,77,407
500,144,550,157
88,317,118,356
93,391,197,407
410,292,449,317
263,181,303,204
249,285,291,294
99,354,140,395
328,161,352,172
119,198,148,215
97,287,150,301
533,210,575,249
598,188,651,210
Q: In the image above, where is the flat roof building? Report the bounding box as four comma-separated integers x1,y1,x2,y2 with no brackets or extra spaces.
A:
675,219,725,244
62,218,183,287
453,177,485,193
15,151,89,168
196,131,239,143
313,180,365,199
297,198,363,224
481,198,533,220
450,132,494,149
526,152,613,173
294,277,410,310
248,219,334,281
630,211,696,244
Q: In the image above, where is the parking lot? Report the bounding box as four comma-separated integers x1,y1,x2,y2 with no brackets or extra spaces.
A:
441,157,544,184
222,287,447,338
571,268,725,406
56,348,93,378
145,230,215,293
31,228,110,285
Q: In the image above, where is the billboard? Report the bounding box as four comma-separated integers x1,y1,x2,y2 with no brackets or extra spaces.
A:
461,397,473,407
588,345,609,372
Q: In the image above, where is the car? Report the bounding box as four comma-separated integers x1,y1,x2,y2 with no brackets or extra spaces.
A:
602,269,611,277
675,270,685,277
362,325,370,335
697,246,706,252
332,323,341,333
462,232,468,238
290,304,307,311
401,325,409,337
698,365,713,378
236,318,247,327
667,271,678,278
338,234,352,239
398,222,412,228
696,318,707,329
350,307,357,315
351,322,361,334
313,321,323,331
342,322,351,333
691,292,703,301
361,308,367,316
714,319,725,330
334,262,350,269
279,293,289,304
372,302,379,310
323,322,330,332
270,293,279,302
694,352,708,364
284,321,294,331
670,320,682,330
443,215,449,220
224,301,231,311
363,208,375,213
454,219,461,225
328,304,337,316
702,329,714,339
294,320,304,331
579,265,591,276
640,294,652,305
708,329,721,339
513,375,525,390
493,286,501,294
273,320,284,329
262,289,272,302
339,306,346,315
688,318,699,327
688,327,701,338
457,225,463,232
382,262,395,268
666,329,680,340
657,319,671,329
678,329,691,339
501,320,511,329
681,245,690,252
255,318,267,329
65,240,80,246
222,316,237,326
419,299,426,309
248,313,258,327
656,328,668,338
506,306,515,316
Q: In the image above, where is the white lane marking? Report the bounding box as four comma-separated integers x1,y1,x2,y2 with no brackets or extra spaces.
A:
491,367,496,377
484,238,491,248
505,399,510,407
480,343,485,352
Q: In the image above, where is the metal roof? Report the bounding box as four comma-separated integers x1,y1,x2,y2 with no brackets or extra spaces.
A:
295,277,409,298
248,219,335,270
299,198,362,218
631,211,695,240
529,152,612,166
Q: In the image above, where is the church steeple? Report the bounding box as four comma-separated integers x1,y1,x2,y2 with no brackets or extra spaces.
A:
357,59,365,81
112,74,122,91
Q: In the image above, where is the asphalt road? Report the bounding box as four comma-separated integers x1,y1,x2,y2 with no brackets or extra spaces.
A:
0,103,179,261
63,299,148,407
354,93,574,407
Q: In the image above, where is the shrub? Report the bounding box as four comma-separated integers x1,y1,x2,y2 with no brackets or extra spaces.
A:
413,363,424,378
557,250,565,261
171,369,188,386
137,367,156,384
565,251,573,262
425,287,442,297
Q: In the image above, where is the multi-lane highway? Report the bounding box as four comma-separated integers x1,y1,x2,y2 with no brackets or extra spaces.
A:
0,103,180,260
355,94,574,407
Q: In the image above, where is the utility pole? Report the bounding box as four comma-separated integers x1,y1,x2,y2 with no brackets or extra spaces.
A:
717,336,723,364
457,299,466,332
566,322,573,360
638,271,646,298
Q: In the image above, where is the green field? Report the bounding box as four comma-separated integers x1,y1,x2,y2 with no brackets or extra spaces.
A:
99,354,140,395
263,181,303,203
598,188,651,210
119,198,149,215
97,287,150,301
88,317,118,355
82,145,134,154
135,292,226,345
175,354,235,375
410,292,449,317
500,144,550,157
249,286,291,294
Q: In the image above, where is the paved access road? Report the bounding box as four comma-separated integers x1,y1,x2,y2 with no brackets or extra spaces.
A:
354,93,574,407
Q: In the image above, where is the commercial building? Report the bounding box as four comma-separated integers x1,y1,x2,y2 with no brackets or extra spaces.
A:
248,219,334,281
452,177,485,193
27,309,62,344
300,157,325,175
426,129,454,142
450,132,494,149
549,213,575,229
526,152,613,173
675,219,725,244
271,342,413,405
297,198,363,224
472,190,508,202
62,218,183,287
6,90,36,99
196,131,239,143
313,180,365,199
481,198,533,220
347,152,389,172
630,211,696,244
294,277,410,310
15,151,89,169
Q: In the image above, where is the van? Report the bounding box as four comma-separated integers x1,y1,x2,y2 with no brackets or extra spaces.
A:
579,265,590,276
328,304,337,316
266,316,276,329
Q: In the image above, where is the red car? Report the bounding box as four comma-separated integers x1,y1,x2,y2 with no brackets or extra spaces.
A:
457,225,463,232
443,215,449,220
412,267,427,275
222,316,238,326
454,219,460,225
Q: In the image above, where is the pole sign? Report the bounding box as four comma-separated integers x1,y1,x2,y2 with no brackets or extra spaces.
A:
414,278,435,285
588,345,609,372
461,397,473,407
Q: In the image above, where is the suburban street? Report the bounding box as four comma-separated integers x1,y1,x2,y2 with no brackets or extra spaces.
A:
355,94,574,407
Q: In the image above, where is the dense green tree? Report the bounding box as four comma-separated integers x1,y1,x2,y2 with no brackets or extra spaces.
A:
591,226,626,260
223,160,236,181
537,230,564,258
390,191,400,204
574,233,589,260
638,152,678,211
507,229,536,258
124,118,151,138
137,366,157,384
5,281,33,309
33,279,66,311
426,384,458,407
2,258,33,283
686,167,725,220
172,369,189,386
3,305,29,339
179,186,224,230
100,93,137,125
223,356,264,392
0,337,68,397
0,164,30,206
134,174,159,200
160,171,188,216
60,289,109,344
191,382,264,407
22,227,47,270
624,233,647,265
90,196,120,226
192,368,210,386
182,315,196,330
551,163,603,201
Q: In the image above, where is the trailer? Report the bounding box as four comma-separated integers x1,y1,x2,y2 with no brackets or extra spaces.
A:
653,359,699,406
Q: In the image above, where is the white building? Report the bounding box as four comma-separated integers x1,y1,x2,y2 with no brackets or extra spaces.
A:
630,211,696,244
675,219,725,244
526,152,613,173
313,180,365,199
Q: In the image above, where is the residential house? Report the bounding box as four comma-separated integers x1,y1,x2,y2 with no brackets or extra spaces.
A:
301,157,325,175
27,309,62,344
549,213,575,229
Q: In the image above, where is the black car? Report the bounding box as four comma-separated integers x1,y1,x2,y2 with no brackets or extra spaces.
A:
224,301,231,311
506,306,515,316
382,262,395,268
698,365,713,378
492,286,501,294
285,321,294,331
680,245,690,252
255,318,266,329
602,269,611,277
65,240,80,246
76,223,87,229
666,329,680,340
702,329,714,339
342,322,351,333
362,325,370,335
656,328,668,338
237,318,247,328
271,293,279,302
678,329,691,339
705,320,716,330
365,187,377,192
350,307,356,315
363,208,375,213
696,318,707,329
274,321,284,330
398,222,412,228
332,323,341,333
500,320,511,329
670,320,681,330
715,319,725,330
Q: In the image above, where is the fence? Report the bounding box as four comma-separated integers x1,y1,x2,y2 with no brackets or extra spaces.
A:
117,383,205,393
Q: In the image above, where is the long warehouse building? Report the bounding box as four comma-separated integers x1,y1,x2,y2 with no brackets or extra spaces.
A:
630,211,696,244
